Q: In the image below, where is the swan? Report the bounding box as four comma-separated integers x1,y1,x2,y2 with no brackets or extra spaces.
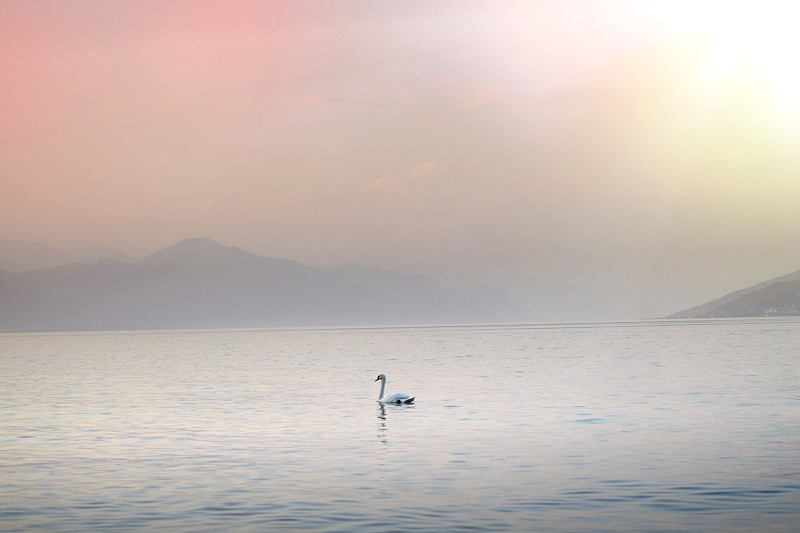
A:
375,374,415,404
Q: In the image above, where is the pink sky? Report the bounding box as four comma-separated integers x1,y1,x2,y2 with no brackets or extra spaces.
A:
3,1,800,317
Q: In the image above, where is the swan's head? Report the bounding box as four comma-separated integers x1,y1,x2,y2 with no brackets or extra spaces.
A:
375,374,386,382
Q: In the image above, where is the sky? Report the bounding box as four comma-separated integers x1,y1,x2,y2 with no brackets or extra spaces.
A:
3,0,800,318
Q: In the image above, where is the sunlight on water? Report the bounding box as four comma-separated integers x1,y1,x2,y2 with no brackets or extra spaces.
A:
1,319,799,532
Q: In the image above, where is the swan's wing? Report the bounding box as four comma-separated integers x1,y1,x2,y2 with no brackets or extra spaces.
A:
379,392,412,404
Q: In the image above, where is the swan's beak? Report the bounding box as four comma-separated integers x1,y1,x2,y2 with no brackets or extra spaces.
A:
375,377,379,382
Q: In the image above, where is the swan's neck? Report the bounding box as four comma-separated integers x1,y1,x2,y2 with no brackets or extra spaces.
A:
378,378,386,400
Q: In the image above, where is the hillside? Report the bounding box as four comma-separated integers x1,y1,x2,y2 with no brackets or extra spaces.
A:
668,269,800,318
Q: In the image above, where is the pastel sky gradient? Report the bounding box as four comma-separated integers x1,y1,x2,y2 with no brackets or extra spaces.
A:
3,0,800,317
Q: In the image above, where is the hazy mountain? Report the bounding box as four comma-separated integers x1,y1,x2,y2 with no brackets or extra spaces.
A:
668,268,800,318
0,239,134,272
0,238,518,332
142,237,273,266
0,273,87,332
328,264,518,324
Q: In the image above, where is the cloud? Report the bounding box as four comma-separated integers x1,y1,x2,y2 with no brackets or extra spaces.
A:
296,95,350,107
361,160,443,192
421,88,506,122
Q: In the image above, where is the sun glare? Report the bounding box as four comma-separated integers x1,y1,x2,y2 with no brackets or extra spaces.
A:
655,1,800,118
712,3,800,114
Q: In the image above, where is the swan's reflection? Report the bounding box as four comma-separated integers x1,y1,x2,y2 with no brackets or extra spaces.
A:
377,404,388,445
376,403,415,446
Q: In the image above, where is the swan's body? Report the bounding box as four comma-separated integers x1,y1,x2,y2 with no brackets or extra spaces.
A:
375,374,415,404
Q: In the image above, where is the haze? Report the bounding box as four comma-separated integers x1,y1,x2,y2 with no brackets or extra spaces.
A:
3,1,800,319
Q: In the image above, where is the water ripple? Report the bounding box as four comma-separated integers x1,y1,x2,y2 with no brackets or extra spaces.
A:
2,322,800,532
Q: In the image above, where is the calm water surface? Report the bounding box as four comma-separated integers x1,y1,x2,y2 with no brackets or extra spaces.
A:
1,319,799,532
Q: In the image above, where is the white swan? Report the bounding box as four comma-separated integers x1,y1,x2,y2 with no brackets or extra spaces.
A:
375,374,415,404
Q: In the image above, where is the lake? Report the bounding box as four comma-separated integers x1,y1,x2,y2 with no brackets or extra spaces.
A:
1,319,799,532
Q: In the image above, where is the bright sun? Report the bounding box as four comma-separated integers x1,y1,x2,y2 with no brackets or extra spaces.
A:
712,3,800,112
657,1,800,117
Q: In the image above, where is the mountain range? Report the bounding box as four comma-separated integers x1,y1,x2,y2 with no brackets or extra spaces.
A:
0,239,135,272
0,238,516,332
3,237,800,332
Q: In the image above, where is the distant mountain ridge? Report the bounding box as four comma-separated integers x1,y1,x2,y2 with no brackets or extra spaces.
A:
668,268,800,318
142,237,266,266
0,239,134,272
0,238,516,332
